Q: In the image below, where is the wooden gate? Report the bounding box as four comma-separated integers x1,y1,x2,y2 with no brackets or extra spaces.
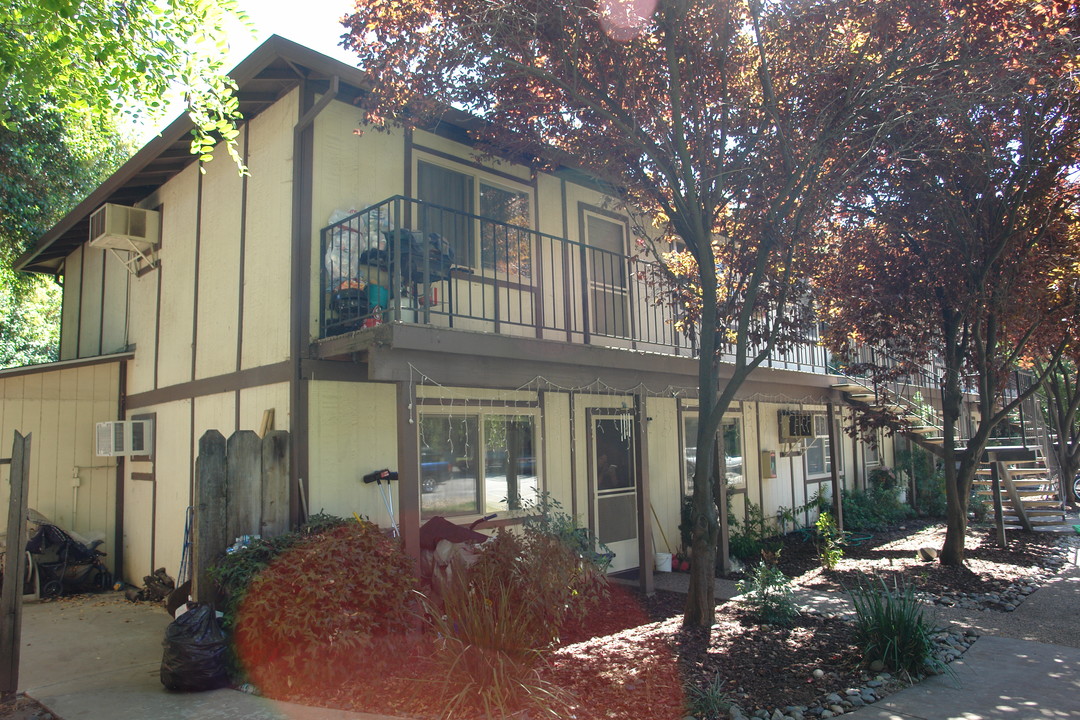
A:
192,430,290,602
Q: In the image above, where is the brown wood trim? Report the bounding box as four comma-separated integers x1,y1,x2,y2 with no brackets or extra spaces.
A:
191,169,204,382
404,127,413,227
561,179,573,343
125,360,292,409
397,383,421,558
130,472,155,482
0,352,133,380
290,78,317,528
236,124,250,374
300,358,369,382
131,412,157,468
114,360,127,577
579,202,627,224
98,246,107,356
634,394,653,590
153,204,164,390
188,395,195,508
76,245,84,356
412,143,533,188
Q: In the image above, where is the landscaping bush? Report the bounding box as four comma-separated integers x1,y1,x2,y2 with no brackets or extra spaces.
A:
895,446,947,518
736,561,798,627
228,519,416,695
208,511,351,629
815,510,843,570
848,574,943,676
424,497,610,718
728,497,782,565
842,485,914,531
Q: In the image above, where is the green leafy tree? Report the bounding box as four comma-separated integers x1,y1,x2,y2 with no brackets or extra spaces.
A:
0,106,129,367
0,0,249,172
341,0,997,626
818,1,1080,565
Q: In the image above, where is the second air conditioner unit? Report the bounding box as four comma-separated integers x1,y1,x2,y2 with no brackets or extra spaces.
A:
778,411,814,442
95,419,154,457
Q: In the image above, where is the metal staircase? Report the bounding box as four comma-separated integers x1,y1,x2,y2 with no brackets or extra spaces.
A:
974,383,1066,531
833,363,1065,532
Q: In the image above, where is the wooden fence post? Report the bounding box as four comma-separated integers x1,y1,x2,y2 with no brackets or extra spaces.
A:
0,432,31,696
261,431,290,537
193,430,227,604
226,431,262,545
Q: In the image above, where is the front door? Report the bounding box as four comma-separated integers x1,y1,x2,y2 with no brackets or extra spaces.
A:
591,412,638,572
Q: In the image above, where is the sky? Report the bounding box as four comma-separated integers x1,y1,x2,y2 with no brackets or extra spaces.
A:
225,0,359,67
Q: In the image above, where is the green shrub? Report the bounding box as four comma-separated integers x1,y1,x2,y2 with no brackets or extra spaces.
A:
728,498,782,564
895,447,947,517
230,520,416,695
848,574,944,676
815,510,843,570
736,562,798,627
842,485,914,531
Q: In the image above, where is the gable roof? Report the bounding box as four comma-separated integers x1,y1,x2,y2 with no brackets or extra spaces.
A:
15,35,494,274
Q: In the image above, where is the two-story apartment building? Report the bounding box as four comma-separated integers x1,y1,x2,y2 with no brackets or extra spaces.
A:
3,37,899,585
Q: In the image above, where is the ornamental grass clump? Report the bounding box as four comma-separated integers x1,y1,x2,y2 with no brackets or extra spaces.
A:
848,573,944,677
424,500,610,718
736,561,798,627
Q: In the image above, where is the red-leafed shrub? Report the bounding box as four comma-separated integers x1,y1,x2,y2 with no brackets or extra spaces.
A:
231,520,416,695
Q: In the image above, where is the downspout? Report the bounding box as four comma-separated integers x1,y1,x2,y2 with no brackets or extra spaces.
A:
290,75,340,527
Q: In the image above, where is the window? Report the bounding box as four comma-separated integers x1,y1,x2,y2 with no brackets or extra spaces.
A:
417,161,474,264
417,160,532,276
419,412,538,517
585,212,628,337
480,183,531,277
865,430,880,466
682,413,743,494
805,414,832,477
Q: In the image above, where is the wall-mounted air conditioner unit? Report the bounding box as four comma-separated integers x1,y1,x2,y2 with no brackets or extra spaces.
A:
778,411,814,442
95,420,154,457
88,204,160,275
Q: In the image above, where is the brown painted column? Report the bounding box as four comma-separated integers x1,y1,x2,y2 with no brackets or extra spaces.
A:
397,384,421,559
634,395,654,594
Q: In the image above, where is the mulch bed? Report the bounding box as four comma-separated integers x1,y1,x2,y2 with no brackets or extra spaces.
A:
769,520,1064,598
260,522,1069,720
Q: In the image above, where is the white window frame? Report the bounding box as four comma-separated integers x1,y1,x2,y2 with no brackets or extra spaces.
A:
804,413,832,479
418,406,542,519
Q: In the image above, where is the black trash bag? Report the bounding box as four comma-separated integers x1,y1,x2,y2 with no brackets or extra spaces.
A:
160,603,230,692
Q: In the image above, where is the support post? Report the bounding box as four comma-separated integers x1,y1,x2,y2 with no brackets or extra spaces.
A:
193,430,227,603
991,455,1007,547
0,432,31,696
827,404,843,532
634,395,654,594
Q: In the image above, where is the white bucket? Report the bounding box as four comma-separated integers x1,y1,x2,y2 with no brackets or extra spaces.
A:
654,552,673,573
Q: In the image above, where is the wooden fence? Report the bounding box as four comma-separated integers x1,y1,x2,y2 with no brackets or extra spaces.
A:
192,429,290,602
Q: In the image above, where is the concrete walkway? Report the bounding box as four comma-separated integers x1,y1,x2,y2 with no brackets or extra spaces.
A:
16,535,1080,720
17,594,394,720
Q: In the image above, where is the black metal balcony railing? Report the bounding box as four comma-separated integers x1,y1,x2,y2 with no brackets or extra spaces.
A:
318,196,831,375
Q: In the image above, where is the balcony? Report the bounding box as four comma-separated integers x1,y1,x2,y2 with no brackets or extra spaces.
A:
318,196,830,375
